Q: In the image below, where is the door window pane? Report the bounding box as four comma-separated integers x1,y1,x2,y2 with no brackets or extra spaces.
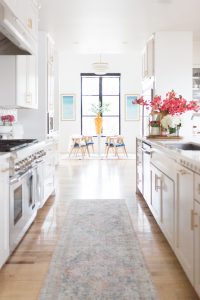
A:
82,77,99,95
82,96,100,115
102,96,119,116
82,117,96,136
102,77,120,95
102,117,119,135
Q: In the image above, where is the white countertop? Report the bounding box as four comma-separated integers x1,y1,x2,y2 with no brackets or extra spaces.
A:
138,135,200,173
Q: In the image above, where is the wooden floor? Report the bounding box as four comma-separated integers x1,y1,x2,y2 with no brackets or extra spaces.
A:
0,159,199,300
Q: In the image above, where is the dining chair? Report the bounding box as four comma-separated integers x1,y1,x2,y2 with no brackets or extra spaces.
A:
68,135,89,158
105,135,128,158
83,136,95,153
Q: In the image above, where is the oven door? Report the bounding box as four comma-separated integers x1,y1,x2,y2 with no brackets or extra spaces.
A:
9,169,37,253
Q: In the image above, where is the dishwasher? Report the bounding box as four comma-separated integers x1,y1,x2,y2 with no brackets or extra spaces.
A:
141,141,152,206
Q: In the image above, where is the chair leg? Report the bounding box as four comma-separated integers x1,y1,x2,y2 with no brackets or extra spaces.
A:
86,145,90,157
92,144,94,153
106,146,110,158
124,146,128,157
115,146,119,158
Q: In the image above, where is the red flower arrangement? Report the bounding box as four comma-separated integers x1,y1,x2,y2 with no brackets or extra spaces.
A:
1,115,15,125
134,90,199,116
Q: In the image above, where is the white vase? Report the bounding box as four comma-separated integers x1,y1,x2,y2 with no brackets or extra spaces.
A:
150,127,160,136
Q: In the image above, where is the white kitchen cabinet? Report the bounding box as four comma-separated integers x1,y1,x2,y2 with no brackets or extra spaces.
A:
136,138,143,194
19,32,58,140
150,161,175,246
142,36,154,80
42,142,56,207
14,0,38,40
194,200,200,296
176,166,194,284
0,158,10,268
161,173,175,246
150,163,162,222
0,56,38,109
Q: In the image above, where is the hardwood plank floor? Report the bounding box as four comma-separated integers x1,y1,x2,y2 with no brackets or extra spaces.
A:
0,159,198,300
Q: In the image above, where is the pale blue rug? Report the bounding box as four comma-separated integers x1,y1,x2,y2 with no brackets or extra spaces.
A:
39,199,157,300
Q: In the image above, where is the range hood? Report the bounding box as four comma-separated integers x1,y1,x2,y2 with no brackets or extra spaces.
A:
0,3,35,55
0,32,29,54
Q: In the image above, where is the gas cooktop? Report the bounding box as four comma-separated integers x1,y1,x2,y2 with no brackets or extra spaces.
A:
0,139,38,152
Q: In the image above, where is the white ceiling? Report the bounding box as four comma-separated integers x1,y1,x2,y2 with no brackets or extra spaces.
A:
39,0,200,54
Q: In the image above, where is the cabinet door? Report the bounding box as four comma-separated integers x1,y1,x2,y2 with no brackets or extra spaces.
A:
150,164,162,223
16,0,38,39
16,56,27,107
0,162,10,268
16,56,38,109
147,37,154,78
27,55,38,109
176,167,194,284
161,174,175,246
47,62,54,112
143,152,151,206
194,200,200,297
136,140,143,194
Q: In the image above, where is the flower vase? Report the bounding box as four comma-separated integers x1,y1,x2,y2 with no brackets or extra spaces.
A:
150,127,160,136
94,114,103,134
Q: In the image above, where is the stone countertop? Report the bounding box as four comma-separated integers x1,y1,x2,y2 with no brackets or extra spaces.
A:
0,153,10,169
138,135,200,173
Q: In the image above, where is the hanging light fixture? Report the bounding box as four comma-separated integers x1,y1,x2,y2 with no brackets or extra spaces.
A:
92,55,109,75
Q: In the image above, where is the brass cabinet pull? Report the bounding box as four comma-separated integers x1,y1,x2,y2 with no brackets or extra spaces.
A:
191,210,198,230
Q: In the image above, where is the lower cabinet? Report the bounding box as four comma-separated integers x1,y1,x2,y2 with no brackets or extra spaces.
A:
176,166,194,284
0,160,10,268
194,200,200,296
151,164,162,222
161,172,175,246
150,163,175,246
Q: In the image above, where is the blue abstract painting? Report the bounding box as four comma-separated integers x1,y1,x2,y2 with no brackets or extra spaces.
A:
61,94,75,120
125,94,140,121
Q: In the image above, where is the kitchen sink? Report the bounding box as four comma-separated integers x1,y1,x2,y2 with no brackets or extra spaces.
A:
165,143,200,151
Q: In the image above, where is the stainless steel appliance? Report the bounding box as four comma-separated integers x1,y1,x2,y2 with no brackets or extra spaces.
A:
0,139,46,253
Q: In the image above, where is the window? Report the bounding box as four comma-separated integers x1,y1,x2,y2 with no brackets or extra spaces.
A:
81,73,121,136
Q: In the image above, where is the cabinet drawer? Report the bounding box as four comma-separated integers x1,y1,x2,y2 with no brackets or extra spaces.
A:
194,173,200,203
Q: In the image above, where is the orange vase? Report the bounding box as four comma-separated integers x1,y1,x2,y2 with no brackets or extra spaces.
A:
94,114,103,134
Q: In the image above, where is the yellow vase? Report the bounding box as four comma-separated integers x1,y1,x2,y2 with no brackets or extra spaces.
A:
94,115,103,134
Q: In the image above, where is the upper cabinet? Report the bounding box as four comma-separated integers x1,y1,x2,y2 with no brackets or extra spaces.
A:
0,56,38,109
142,36,154,80
16,0,38,40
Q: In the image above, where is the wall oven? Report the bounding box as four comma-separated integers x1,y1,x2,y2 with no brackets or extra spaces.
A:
9,167,37,253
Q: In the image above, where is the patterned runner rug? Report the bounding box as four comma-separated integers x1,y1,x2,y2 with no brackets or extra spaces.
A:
39,199,157,300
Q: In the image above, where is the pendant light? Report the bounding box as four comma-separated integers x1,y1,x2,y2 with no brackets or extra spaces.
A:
92,55,109,75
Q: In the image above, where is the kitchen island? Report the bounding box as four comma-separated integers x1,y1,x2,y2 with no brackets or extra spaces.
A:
136,136,200,297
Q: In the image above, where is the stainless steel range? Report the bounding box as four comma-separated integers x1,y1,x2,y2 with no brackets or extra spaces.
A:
0,139,46,253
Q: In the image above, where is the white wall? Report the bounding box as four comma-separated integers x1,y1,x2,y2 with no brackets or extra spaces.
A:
59,53,142,153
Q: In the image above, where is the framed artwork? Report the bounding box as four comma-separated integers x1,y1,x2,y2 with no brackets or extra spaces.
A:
125,94,140,121
61,94,76,121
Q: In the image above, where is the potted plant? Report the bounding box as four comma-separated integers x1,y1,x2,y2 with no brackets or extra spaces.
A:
149,120,160,136
90,101,109,134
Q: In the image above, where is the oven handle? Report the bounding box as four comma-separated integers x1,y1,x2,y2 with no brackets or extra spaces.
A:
10,165,38,185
